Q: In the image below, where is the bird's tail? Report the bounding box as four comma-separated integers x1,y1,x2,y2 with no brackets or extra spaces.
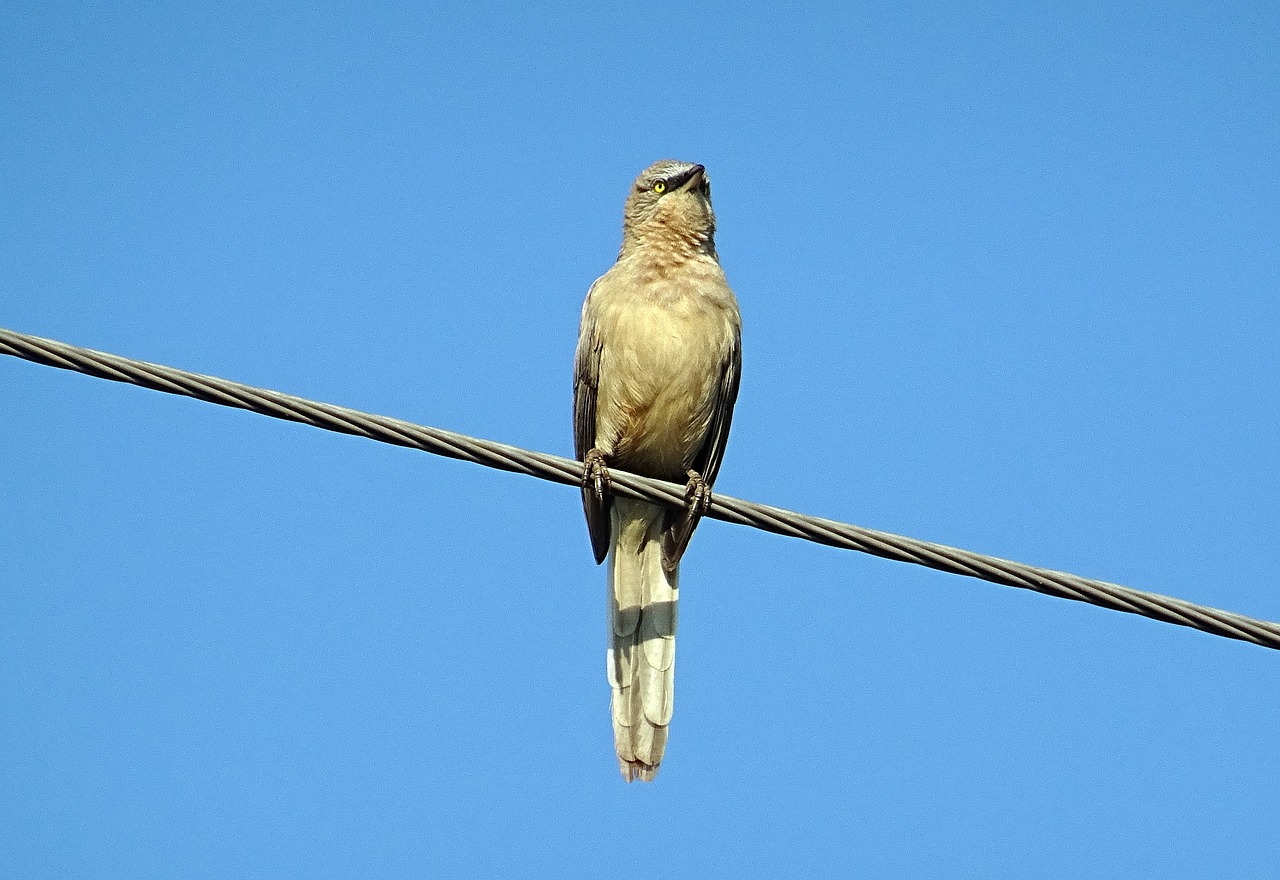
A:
607,497,678,783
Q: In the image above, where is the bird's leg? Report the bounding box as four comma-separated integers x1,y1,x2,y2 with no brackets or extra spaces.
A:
583,448,612,504
582,448,613,565
683,468,712,518
662,468,711,571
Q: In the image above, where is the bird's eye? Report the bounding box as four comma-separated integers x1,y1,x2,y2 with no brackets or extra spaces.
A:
652,180,667,194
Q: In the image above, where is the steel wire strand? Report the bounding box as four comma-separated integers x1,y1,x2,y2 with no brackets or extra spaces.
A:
3,325,1278,650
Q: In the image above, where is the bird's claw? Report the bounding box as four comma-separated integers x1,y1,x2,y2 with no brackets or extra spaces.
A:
584,448,612,503
662,469,711,571
683,469,711,517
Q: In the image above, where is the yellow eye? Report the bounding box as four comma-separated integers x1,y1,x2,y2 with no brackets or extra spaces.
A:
652,180,667,194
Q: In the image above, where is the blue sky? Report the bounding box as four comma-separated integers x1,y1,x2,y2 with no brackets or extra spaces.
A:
3,2,1278,877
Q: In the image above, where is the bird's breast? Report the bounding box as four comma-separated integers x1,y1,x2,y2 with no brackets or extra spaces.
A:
592,269,739,479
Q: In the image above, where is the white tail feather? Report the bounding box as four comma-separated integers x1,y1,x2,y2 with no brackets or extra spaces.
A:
607,498,679,782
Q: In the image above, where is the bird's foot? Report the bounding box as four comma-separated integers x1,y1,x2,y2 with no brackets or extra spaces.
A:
683,468,712,518
662,469,711,571
583,448,612,504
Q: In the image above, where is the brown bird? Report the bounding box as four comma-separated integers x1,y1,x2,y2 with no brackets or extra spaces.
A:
573,160,742,782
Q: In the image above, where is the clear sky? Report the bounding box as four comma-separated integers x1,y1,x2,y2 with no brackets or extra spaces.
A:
3,2,1278,877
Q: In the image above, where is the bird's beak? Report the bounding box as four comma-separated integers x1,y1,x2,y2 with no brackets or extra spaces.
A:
674,164,706,193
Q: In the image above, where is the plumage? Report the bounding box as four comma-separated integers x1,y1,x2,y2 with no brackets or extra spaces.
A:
574,160,741,782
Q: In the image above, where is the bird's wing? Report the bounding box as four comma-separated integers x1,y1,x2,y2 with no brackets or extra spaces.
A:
690,328,742,489
573,278,612,564
661,327,741,569
572,296,600,462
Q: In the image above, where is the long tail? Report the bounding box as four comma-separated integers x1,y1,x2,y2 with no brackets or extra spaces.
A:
607,498,678,783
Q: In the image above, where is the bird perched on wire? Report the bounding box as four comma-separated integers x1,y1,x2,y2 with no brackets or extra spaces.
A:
573,160,742,782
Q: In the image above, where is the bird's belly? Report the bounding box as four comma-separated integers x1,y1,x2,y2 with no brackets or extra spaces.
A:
595,305,727,480
611,390,705,477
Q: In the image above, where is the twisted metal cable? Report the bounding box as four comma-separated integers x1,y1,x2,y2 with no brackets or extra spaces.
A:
4,325,1279,650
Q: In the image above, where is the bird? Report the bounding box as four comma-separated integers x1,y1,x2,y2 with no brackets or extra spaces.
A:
573,160,742,782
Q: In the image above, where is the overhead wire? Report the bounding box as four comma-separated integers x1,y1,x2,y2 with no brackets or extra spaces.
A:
4,325,1278,650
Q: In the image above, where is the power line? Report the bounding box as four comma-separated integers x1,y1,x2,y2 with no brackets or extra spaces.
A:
4,324,1278,650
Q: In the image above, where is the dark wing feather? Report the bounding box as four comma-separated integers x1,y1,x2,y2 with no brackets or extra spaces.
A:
690,330,742,488
572,319,599,463
573,283,612,564
662,329,742,568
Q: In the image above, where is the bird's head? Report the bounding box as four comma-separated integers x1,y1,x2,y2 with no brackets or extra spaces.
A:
620,160,717,259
